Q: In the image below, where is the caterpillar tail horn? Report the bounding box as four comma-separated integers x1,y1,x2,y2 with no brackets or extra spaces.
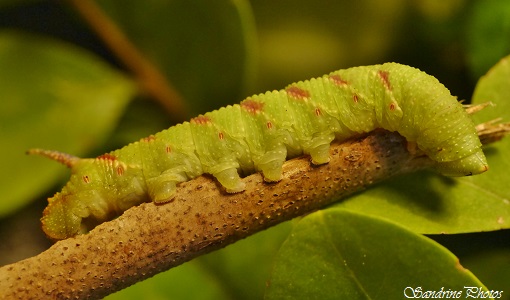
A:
27,149,80,168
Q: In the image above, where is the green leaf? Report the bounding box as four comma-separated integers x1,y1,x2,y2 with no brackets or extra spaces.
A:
334,170,510,234
197,222,292,300
462,249,510,294
333,56,510,234
266,209,489,300
252,0,406,90
471,55,510,120
105,260,230,300
0,30,136,217
466,0,510,79
97,0,257,116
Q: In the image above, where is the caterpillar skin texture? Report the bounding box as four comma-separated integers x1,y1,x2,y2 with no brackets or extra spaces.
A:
32,63,488,240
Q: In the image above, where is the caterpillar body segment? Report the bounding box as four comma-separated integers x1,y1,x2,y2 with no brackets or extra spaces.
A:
30,63,488,240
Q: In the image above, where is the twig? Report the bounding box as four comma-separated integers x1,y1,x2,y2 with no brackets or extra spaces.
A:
464,102,492,115
476,118,510,145
1,120,508,299
66,0,188,122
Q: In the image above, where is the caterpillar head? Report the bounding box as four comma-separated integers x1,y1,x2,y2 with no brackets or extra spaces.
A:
435,149,488,176
41,184,118,240
41,191,85,240
30,149,149,240
40,162,118,240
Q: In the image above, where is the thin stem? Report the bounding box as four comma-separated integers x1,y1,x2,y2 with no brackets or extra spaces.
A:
67,0,188,122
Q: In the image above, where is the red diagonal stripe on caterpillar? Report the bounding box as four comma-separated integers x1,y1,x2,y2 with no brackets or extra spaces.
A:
97,153,117,161
378,70,392,91
286,86,310,100
191,115,212,125
329,74,349,86
241,98,264,114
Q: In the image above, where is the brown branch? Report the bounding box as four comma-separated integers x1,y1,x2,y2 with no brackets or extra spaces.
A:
476,118,510,145
66,0,188,122
1,120,508,299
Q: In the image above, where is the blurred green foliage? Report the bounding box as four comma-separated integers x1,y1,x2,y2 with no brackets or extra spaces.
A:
0,0,509,299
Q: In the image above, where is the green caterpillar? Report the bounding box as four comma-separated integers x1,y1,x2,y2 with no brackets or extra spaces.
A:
30,63,488,240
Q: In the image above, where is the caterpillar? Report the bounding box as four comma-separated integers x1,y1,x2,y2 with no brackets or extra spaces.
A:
29,63,488,240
